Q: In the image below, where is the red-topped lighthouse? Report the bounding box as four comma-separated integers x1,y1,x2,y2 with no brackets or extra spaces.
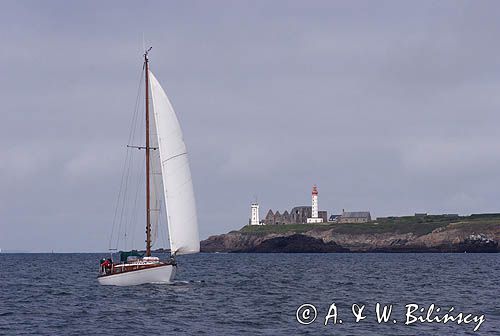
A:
307,185,323,223
312,185,318,195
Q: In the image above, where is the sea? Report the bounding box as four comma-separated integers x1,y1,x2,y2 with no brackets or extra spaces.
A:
0,253,498,335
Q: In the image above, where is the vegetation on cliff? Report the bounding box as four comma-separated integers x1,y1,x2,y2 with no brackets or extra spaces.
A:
202,214,500,253
239,214,499,236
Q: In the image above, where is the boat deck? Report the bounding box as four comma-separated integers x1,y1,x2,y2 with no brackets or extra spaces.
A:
99,260,176,278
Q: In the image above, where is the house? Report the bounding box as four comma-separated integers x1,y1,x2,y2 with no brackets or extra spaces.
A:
329,214,341,222
338,211,371,223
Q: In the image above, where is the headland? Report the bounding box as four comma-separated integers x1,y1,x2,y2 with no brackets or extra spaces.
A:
201,213,500,253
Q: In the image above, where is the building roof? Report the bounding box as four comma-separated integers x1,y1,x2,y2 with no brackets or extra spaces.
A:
342,211,371,218
291,206,312,210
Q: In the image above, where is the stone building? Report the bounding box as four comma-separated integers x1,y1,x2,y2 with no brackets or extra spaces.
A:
338,211,371,223
290,206,312,224
318,211,328,223
275,211,282,224
264,210,275,225
264,209,291,225
263,206,328,225
282,210,291,224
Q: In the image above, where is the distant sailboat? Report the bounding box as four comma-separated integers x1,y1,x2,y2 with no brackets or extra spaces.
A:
98,48,199,286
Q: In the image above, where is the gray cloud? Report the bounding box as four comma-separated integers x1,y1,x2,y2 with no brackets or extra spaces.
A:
1,1,500,251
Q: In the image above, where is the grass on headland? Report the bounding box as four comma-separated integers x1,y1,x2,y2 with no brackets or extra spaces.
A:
239,214,500,237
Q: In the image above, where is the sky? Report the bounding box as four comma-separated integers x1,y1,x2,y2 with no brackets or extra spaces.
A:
1,1,500,252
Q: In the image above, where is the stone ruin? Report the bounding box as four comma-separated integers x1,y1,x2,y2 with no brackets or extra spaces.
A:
264,206,327,225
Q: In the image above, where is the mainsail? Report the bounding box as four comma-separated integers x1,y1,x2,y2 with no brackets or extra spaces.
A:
149,109,163,247
149,71,200,255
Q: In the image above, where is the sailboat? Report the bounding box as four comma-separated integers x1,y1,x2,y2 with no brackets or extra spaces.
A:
98,48,199,286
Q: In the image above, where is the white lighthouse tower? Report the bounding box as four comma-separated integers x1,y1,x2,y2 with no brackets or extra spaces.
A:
307,185,323,223
250,202,261,225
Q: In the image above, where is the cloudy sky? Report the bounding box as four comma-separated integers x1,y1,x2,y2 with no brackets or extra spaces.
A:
1,1,499,252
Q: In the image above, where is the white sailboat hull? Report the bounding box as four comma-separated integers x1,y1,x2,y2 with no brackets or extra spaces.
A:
98,264,176,286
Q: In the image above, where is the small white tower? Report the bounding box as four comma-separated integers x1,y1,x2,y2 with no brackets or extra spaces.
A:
250,202,261,225
307,185,323,223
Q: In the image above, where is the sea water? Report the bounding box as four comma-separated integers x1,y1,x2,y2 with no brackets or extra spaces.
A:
0,253,498,335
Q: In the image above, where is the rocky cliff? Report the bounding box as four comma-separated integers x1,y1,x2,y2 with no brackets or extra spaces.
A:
201,216,500,253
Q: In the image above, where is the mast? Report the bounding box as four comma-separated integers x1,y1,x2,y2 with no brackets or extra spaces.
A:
144,47,152,257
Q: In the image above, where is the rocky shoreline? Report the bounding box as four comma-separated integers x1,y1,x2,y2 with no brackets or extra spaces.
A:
201,218,500,253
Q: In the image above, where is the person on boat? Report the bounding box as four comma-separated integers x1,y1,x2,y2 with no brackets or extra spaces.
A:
99,259,105,274
100,258,113,275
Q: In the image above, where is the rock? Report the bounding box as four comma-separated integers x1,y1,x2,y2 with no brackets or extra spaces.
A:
200,222,500,253
457,234,498,252
241,234,349,253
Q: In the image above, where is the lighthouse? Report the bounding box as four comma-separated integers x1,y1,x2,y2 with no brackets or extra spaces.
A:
250,202,261,225
307,185,323,223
